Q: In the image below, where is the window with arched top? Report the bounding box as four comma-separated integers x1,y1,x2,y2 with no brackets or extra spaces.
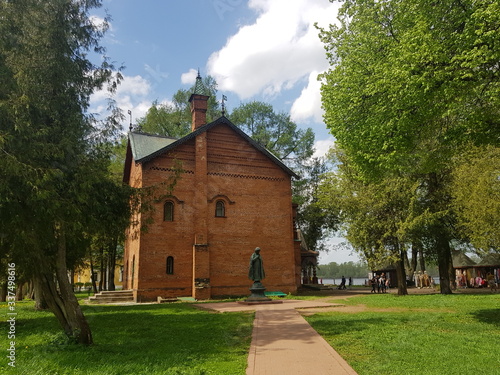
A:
215,200,225,217
166,256,174,275
164,201,174,221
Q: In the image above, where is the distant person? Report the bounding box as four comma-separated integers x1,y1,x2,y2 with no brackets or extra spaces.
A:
370,275,377,293
379,274,387,293
487,273,497,292
338,275,346,290
348,276,353,289
376,274,383,293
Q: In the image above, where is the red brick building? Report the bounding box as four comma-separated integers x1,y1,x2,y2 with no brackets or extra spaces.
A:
122,76,303,302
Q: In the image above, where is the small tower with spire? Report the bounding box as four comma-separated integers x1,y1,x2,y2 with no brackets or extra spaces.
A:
188,70,210,131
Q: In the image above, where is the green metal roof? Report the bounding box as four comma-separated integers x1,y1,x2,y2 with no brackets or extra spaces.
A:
192,71,208,96
129,132,178,161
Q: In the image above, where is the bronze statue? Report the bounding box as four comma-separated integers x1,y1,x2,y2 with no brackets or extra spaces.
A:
248,247,265,282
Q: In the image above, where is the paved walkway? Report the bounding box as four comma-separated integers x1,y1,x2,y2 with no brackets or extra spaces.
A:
196,300,358,375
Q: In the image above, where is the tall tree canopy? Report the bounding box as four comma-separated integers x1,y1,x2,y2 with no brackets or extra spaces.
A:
319,0,499,176
319,148,417,294
318,0,500,293
451,144,500,252
0,0,127,344
230,101,315,169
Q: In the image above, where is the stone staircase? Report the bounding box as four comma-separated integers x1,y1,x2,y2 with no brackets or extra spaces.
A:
88,290,134,304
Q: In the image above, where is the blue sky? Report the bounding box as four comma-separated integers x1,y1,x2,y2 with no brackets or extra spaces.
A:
90,0,361,264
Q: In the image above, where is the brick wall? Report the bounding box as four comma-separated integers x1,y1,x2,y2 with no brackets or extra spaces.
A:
124,123,298,301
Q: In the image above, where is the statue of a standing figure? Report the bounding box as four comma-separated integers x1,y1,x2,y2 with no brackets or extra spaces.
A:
248,247,265,282
244,247,273,303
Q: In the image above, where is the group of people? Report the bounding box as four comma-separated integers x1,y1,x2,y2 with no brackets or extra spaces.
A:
455,270,498,292
370,273,389,293
469,273,497,292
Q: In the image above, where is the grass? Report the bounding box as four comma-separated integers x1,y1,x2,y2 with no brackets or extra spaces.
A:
1,301,254,375
305,293,500,375
2,293,499,375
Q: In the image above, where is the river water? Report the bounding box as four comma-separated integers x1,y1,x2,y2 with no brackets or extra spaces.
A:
320,277,368,286
320,276,441,286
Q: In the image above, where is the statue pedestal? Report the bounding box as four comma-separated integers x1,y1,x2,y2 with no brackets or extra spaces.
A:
246,281,272,302
237,282,283,306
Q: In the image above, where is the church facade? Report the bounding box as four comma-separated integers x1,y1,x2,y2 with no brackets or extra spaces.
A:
122,76,302,302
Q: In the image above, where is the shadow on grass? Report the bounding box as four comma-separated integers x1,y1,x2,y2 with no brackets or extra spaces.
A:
14,303,253,375
309,316,383,336
471,308,500,327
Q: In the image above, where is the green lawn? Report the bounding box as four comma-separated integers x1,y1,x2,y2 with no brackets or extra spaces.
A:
1,302,254,375
2,294,499,375
305,293,500,375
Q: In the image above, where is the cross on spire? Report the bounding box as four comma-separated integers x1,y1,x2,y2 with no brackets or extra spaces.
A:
128,110,133,131
221,95,227,116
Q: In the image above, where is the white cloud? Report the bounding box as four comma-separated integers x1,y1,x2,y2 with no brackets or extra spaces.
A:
117,74,152,97
207,0,340,114
290,71,324,123
312,137,335,159
90,74,153,128
181,69,198,85
89,15,110,33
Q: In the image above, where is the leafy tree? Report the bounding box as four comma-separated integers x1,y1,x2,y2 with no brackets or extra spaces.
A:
318,149,415,294
294,157,338,252
230,101,315,169
318,0,500,293
0,0,126,344
316,261,369,279
451,144,500,252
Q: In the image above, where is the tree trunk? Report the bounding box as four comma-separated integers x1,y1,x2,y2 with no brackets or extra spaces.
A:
435,228,453,294
410,242,418,274
426,173,453,294
448,250,456,290
54,228,93,344
396,243,408,295
26,280,34,300
33,278,48,310
107,238,117,291
419,251,426,272
403,251,411,275
99,247,105,292
0,282,7,302
15,282,24,301
35,228,93,345
70,269,75,292
89,254,98,295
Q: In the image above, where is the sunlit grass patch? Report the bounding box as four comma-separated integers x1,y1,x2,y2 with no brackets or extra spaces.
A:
2,301,254,375
306,294,500,375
